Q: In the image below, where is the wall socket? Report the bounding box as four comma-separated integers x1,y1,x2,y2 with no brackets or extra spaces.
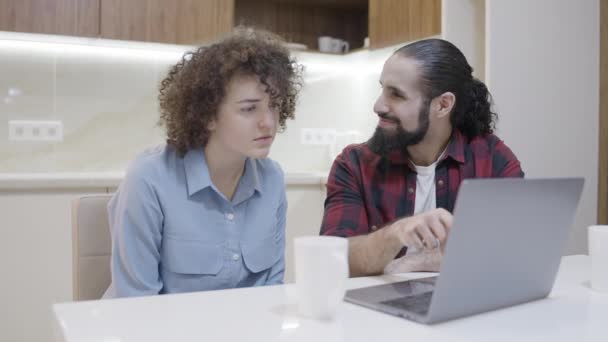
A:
8,120,64,142
300,128,337,145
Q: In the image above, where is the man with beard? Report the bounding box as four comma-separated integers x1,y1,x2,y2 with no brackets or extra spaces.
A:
320,39,524,276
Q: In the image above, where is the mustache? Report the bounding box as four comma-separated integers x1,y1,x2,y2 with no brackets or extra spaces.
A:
378,112,401,124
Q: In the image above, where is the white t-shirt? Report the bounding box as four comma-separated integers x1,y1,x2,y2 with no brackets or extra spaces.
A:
406,150,446,255
412,149,446,215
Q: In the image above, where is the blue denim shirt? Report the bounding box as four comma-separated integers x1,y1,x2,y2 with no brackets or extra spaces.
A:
104,144,286,298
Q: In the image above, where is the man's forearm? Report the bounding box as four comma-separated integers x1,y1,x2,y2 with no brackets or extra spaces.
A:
347,226,403,277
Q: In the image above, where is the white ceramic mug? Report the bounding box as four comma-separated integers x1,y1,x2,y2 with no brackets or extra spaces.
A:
318,36,334,53
294,236,348,320
331,38,349,53
589,225,608,292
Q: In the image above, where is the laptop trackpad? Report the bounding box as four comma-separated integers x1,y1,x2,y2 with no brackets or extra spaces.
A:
378,278,436,315
380,291,434,315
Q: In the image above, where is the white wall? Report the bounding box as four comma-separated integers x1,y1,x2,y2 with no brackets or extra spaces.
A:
486,0,599,254
0,32,396,174
442,0,486,80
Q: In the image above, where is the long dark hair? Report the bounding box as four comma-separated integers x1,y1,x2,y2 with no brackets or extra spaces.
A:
395,38,496,138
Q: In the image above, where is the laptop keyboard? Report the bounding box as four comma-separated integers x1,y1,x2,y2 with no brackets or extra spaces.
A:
380,291,434,316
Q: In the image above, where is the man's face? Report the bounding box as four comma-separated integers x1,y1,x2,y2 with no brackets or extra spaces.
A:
368,54,431,156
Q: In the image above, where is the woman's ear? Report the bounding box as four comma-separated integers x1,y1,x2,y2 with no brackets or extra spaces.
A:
434,92,456,119
207,117,217,131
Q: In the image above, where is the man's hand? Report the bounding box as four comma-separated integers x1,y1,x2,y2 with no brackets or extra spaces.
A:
384,247,443,273
388,208,454,250
345,208,453,277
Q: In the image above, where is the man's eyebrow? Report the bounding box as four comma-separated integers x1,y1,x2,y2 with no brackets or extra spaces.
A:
387,85,407,96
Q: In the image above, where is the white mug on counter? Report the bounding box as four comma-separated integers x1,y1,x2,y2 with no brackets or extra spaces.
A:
318,36,334,53
294,236,348,320
331,38,349,53
318,36,350,54
589,225,608,292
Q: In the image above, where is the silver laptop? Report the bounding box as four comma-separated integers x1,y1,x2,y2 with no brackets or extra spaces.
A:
344,178,584,324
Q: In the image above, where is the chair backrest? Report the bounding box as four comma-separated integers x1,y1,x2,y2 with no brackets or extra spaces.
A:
71,195,112,301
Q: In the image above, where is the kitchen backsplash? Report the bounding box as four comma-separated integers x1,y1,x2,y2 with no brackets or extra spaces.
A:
0,32,398,173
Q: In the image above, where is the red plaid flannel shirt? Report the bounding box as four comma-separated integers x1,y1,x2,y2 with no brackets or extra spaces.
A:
320,130,524,239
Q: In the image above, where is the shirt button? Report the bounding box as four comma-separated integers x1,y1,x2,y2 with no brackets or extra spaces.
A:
226,213,235,221
371,225,378,231
232,254,240,261
437,179,444,186
408,187,414,194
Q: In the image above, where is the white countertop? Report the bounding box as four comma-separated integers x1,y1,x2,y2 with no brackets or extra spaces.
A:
0,171,328,190
53,255,608,342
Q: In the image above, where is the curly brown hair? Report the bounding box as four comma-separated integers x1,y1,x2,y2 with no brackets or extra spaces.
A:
158,27,303,156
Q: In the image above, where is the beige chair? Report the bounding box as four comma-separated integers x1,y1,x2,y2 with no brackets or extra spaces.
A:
71,195,112,301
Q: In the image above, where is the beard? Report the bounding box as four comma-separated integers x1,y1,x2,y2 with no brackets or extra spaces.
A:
367,101,430,157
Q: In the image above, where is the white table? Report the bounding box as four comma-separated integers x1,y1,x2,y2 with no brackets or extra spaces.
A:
53,255,608,342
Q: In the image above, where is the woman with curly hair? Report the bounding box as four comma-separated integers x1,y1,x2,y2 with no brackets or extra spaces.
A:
104,28,303,297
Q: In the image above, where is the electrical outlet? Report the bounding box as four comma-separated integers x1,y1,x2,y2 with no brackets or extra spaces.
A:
300,128,336,145
8,120,63,142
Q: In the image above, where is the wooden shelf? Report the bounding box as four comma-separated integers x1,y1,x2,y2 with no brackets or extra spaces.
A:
235,0,440,52
270,0,367,10
235,0,367,51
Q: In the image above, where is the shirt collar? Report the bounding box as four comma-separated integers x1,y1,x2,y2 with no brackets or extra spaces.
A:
237,158,263,198
183,149,262,197
444,129,467,164
184,149,213,196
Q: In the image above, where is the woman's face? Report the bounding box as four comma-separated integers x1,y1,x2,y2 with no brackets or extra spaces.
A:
208,73,280,159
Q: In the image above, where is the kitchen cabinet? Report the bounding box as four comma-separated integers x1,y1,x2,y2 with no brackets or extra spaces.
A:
236,0,441,51
99,0,233,45
0,0,99,37
0,187,110,342
369,0,441,48
0,0,440,51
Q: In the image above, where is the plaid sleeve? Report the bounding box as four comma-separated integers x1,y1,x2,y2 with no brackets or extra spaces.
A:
492,139,525,178
320,148,370,238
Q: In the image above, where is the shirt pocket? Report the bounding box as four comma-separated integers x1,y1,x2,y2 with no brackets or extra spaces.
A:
162,236,224,275
241,235,279,273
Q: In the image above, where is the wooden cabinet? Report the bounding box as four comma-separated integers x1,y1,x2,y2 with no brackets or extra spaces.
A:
235,0,441,51
0,0,233,45
235,0,367,51
0,0,440,50
99,0,233,45
369,0,441,49
0,0,99,37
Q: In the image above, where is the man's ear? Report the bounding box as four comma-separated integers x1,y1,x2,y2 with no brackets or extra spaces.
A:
434,92,456,119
